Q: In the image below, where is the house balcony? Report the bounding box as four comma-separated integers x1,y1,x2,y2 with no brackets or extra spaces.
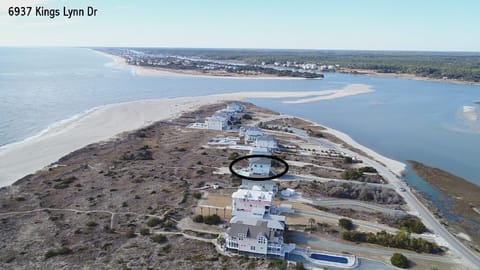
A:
267,243,283,255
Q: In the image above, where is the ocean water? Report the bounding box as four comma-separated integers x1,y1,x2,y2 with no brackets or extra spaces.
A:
1,47,479,195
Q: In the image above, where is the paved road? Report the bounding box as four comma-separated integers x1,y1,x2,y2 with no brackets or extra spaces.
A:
295,131,480,268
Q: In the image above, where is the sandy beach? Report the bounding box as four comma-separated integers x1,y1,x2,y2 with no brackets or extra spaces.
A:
282,84,373,103
322,126,406,176
0,86,409,188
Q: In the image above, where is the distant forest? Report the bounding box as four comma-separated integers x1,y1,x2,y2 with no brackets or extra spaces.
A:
114,48,480,82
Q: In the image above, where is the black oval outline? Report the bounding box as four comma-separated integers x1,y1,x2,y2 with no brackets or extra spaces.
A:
229,154,289,181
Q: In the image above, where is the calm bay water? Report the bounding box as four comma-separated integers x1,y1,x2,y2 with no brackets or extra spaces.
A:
1,47,479,206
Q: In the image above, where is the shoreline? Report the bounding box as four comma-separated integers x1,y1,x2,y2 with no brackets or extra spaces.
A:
339,68,480,86
95,50,314,80
0,87,396,188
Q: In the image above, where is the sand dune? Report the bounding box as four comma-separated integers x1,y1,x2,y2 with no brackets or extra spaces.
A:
282,84,374,103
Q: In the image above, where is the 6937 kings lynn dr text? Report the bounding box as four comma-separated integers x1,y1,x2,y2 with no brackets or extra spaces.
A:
8,6,98,19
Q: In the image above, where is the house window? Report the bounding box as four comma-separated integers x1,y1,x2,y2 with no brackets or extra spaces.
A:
250,246,256,251
238,233,245,240
258,237,266,244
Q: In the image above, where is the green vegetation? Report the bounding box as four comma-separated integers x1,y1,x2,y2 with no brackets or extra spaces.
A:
161,220,174,229
399,217,426,234
342,230,441,254
152,234,168,243
125,230,136,238
343,156,354,164
295,261,305,270
140,228,150,236
308,129,323,138
339,218,354,230
228,152,240,160
45,247,73,259
217,236,226,246
86,221,98,227
121,148,154,161
193,214,204,223
204,214,222,225
358,166,377,173
390,253,409,268
193,214,222,225
146,217,162,227
242,114,252,120
341,168,362,180
52,176,77,189
308,218,316,230
193,192,202,199
268,258,287,270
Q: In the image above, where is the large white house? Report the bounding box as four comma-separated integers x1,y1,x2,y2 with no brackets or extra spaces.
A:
244,127,265,143
242,179,278,194
231,188,274,216
205,116,229,130
249,157,271,176
255,135,278,150
248,147,272,176
226,214,287,256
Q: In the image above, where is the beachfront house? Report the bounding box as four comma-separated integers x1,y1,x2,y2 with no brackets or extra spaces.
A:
214,110,235,120
231,188,274,216
255,135,278,150
248,147,271,176
244,127,265,143
249,157,271,176
205,116,229,130
242,179,278,194
226,213,287,257
226,102,246,113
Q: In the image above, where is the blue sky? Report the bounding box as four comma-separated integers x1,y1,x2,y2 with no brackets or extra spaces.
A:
1,0,479,51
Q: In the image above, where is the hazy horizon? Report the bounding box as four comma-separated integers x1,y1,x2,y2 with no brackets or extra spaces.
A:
2,46,480,54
